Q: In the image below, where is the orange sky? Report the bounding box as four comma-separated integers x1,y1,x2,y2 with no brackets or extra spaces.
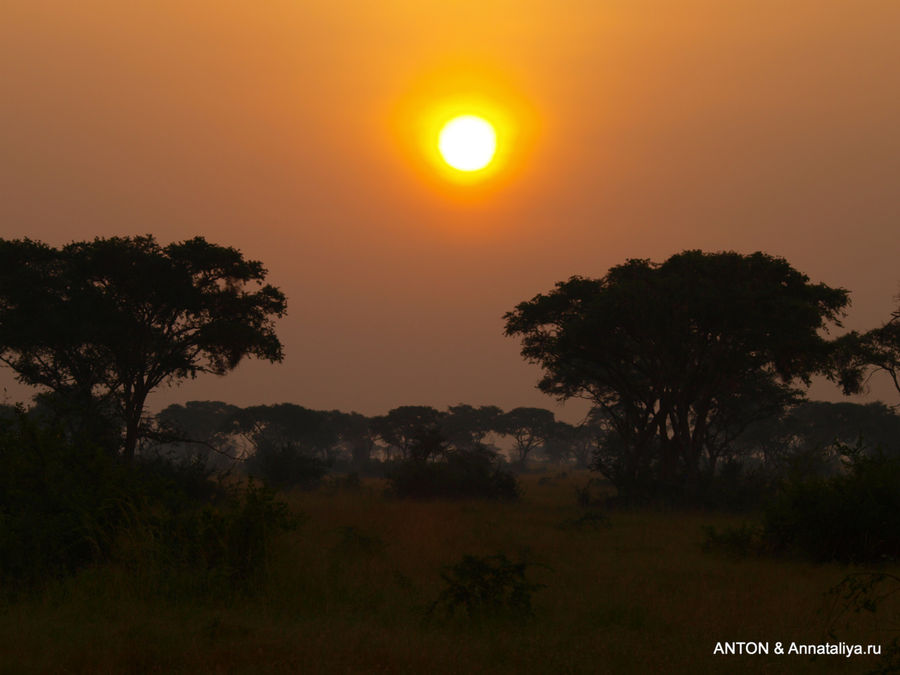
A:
2,1,899,420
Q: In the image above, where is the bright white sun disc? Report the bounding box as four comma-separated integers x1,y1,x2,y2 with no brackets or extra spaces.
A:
438,115,497,171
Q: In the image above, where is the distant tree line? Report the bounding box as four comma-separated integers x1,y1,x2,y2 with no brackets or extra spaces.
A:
97,397,900,496
147,401,583,481
1,238,898,507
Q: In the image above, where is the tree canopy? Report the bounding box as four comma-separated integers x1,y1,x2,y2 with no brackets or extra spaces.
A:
498,407,556,465
0,235,286,461
835,298,900,399
503,250,850,500
371,406,445,460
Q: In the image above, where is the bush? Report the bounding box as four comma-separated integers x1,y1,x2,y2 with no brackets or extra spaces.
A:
762,442,900,562
387,446,519,500
427,553,547,621
135,479,297,597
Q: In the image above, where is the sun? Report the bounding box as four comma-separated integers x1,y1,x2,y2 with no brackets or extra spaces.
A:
438,115,497,172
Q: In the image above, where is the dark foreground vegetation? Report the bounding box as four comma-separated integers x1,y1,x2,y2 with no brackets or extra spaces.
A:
2,457,899,673
1,238,899,672
0,412,295,599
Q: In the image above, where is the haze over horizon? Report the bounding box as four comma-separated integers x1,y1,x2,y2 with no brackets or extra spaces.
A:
2,1,898,421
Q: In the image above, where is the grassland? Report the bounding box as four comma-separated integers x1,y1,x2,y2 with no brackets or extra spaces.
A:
1,471,896,674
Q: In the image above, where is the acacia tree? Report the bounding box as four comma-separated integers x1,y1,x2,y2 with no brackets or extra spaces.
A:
0,235,286,461
152,400,243,466
370,406,445,460
836,299,900,399
504,250,849,500
331,411,377,467
231,404,334,487
498,407,556,466
441,404,503,451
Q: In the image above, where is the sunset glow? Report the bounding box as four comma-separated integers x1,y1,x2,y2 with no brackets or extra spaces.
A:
2,0,898,416
438,115,497,171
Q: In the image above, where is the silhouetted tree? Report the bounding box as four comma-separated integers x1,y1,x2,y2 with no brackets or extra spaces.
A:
441,404,503,450
234,404,334,488
539,421,578,464
152,400,242,465
331,411,377,467
156,401,239,440
736,401,900,470
498,407,556,466
234,404,338,458
836,298,900,399
407,426,449,462
699,371,805,474
371,406,445,460
504,250,849,501
0,235,286,461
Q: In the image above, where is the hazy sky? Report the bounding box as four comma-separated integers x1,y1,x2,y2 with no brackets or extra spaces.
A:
2,1,899,421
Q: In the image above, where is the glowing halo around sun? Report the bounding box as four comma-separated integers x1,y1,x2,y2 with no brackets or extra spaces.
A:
438,115,497,171
388,65,540,193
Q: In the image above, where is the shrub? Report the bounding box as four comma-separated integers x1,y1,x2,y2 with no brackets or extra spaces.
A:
139,479,297,597
762,442,900,562
427,553,547,621
387,446,519,500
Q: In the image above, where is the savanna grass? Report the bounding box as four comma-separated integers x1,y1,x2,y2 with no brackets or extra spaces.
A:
1,471,896,673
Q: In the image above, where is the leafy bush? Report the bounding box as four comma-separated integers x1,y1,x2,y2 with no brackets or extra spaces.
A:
387,446,519,500
762,442,900,562
135,479,297,597
427,553,547,620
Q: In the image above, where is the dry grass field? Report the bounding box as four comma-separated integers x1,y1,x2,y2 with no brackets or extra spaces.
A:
1,471,896,674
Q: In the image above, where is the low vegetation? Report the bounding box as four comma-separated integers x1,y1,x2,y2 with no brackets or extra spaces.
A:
0,413,295,600
3,451,898,672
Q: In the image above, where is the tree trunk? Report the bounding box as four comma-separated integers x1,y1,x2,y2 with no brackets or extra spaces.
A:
122,390,148,463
